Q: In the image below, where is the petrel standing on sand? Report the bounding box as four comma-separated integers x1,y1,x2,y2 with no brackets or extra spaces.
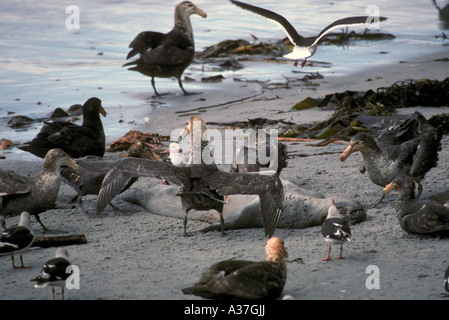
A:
230,0,387,67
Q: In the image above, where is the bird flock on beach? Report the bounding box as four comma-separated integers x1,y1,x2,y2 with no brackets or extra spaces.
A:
1,0,448,300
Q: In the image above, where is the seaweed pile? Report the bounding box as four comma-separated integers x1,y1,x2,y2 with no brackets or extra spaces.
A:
281,78,449,139
198,39,285,59
197,30,394,60
107,130,170,155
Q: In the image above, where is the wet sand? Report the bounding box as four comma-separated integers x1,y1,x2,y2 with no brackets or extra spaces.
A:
1,48,449,301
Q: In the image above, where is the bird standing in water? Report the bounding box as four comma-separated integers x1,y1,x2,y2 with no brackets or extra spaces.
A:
123,1,207,97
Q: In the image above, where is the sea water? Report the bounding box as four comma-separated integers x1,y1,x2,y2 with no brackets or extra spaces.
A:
0,0,447,158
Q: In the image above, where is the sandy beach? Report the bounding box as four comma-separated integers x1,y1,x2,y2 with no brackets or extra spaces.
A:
1,44,449,303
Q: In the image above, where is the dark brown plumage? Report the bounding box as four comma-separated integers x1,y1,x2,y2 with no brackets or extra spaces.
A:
182,237,288,299
340,112,443,197
123,1,207,96
0,149,78,233
382,174,449,236
19,97,106,159
62,142,162,214
96,116,284,237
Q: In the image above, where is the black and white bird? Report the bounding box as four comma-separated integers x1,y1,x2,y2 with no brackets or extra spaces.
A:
0,212,35,269
123,1,207,96
321,200,351,261
31,248,71,300
230,0,387,67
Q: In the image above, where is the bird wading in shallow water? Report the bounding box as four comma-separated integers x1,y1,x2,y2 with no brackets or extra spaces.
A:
230,0,387,67
96,116,284,237
321,200,351,261
181,237,288,299
123,1,207,97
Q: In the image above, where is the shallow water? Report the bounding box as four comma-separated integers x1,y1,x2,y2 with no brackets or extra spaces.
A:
0,0,448,159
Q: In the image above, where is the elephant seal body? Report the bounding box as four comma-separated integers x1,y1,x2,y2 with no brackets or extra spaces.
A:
120,178,365,232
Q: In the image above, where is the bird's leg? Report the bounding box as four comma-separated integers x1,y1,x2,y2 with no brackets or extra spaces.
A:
293,60,298,67
12,254,31,269
11,254,17,268
322,244,331,261
178,77,201,95
301,59,308,68
108,202,122,213
178,78,189,96
76,195,89,215
62,287,65,300
218,209,226,236
20,254,31,268
0,216,6,230
34,214,49,233
336,244,345,259
183,208,193,237
52,287,56,300
151,77,161,98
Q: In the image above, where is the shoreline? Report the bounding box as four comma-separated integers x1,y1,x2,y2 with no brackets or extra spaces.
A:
1,48,449,300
